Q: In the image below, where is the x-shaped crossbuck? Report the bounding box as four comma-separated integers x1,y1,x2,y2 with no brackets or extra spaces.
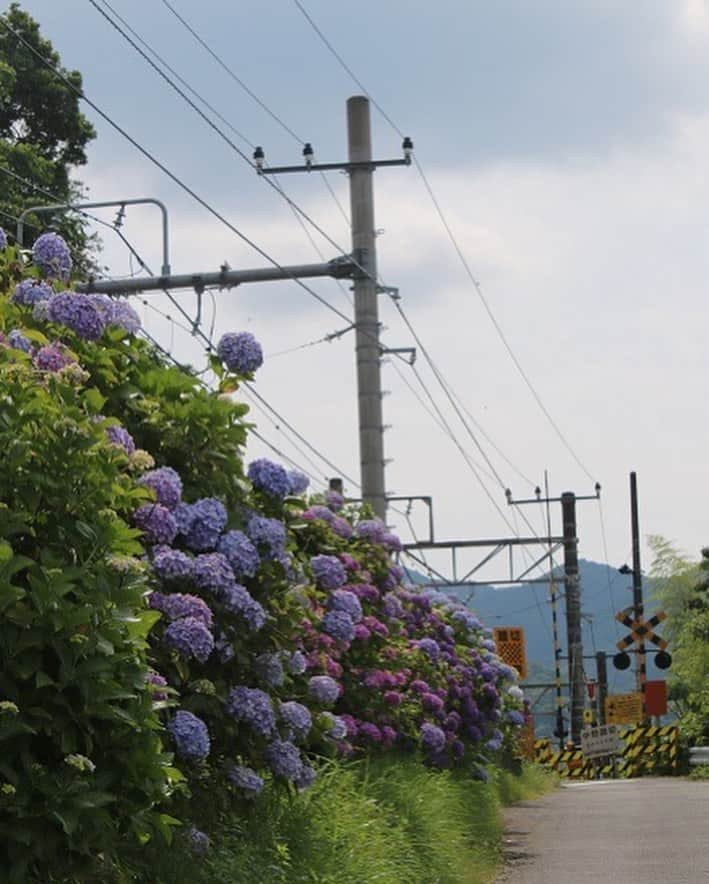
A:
615,610,668,652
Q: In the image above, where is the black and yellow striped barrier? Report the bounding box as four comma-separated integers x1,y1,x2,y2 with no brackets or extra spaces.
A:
533,724,682,779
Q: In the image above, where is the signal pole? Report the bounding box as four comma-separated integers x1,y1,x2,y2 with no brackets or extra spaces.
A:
629,471,647,716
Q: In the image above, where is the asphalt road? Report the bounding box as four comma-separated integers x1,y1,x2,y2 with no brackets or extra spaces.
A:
496,778,709,884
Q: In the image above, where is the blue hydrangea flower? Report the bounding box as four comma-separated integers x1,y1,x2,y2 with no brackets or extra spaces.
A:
149,591,213,628
153,548,193,582
266,739,303,781
185,826,210,855
420,722,446,754
164,616,214,662
330,516,353,539
328,589,363,623
382,593,405,619
168,710,210,760
308,675,340,706
507,710,526,727
355,519,387,543
382,532,403,552
7,329,33,353
47,291,105,340
193,553,236,595
0,227,6,250
255,652,285,689
248,458,290,498
220,583,267,631
416,638,441,663
226,686,275,737
288,650,308,675
295,762,317,791
486,729,504,752
105,424,136,455
310,554,346,591
12,279,54,307
304,505,335,524
32,232,72,280
139,467,183,509
181,498,228,551
88,295,141,333
217,331,263,374
322,610,355,642
279,701,312,742
134,503,178,545
217,530,260,578
287,470,310,495
34,344,72,372
228,765,264,798
328,715,348,740
247,516,286,560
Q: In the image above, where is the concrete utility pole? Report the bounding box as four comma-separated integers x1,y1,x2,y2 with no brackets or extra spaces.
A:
595,650,608,726
561,492,584,744
629,471,647,714
347,97,385,520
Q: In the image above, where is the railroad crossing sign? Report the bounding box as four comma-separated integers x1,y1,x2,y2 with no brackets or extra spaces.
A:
615,609,668,652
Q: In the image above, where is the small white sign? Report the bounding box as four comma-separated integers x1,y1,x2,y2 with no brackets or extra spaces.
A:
581,724,622,759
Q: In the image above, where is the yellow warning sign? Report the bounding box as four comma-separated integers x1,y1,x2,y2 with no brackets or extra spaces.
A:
606,692,643,724
493,627,527,679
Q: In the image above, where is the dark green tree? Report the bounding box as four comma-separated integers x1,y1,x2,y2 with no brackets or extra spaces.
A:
0,3,98,274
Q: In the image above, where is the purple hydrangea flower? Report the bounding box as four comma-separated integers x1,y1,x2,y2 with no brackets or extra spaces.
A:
322,610,355,642
288,650,308,675
324,490,345,511
150,592,213,628
7,329,33,353
182,498,228,551
228,765,264,798
185,826,210,856
420,723,446,754
221,584,267,631
193,553,236,595
422,692,445,713
303,505,335,524
328,716,348,740
310,554,346,591
330,516,353,539
328,589,363,624
507,710,526,727
0,227,6,250
148,672,168,701
287,470,310,495
153,548,193,582
267,739,303,781
279,701,312,741
358,722,383,743
255,652,285,689
248,458,290,498
167,710,210,760
217,331,263,374
12,279,54,307
355,519,387,543
106,424,136,455
415,638,441,663
308,675,340,706
33,232,72,280
382,532,403,552
226,686,275,737
382,593,405,619
295,762,317,791
217,530,260,578
34,344,72,372
110,299,141,333
164,616,214,662
134,503,178,546
139,467,183,509
47,292,105,340
247,516,286,560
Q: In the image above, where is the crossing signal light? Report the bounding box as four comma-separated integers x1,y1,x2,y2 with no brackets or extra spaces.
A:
613,651,631,670
655,650,672,670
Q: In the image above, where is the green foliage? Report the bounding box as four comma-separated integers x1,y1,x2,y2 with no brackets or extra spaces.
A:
0,3,98,273
649,536,709,741
130,757,554,884
0,337,171,880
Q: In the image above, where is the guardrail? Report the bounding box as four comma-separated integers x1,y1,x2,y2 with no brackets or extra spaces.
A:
689,747,709,766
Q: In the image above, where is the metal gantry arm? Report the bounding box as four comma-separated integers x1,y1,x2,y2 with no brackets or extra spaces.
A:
17,197,171,276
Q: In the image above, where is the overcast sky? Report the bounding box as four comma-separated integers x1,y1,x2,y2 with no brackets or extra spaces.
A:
12,0,709,599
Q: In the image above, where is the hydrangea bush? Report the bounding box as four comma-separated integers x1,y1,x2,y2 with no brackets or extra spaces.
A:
0,232,527,877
